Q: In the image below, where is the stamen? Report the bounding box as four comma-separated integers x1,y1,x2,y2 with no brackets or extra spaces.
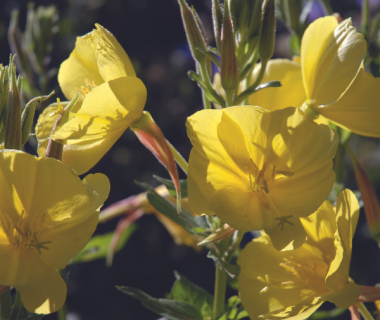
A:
75,79,97,100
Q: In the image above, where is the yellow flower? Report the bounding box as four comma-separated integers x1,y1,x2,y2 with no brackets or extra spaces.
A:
186,106,338,250
247,17,380,137
36,24,147,175
238,189,361,320
0,151,110,314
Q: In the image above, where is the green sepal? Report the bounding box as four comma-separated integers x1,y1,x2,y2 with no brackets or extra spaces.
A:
153,175,188,198
71,224,136,264
136,181,209,236
235,80,281,105
117,286,203,320
21,91,55,146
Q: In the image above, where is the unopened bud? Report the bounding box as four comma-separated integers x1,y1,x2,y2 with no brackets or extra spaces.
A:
212,0,223,51
283,0,301,33
131,111,182,212
177,0,207,63
4,63,22,150
221,1,239,102
247,0,262,40
259,0,276,62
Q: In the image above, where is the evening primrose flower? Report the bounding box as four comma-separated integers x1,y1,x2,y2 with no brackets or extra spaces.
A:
187,106,338,250
238,189,361,320
36,24,147,175
0,151,110,314
246,17,380,137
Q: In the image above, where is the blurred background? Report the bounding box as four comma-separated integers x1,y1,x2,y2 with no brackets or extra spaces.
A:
1,0,380,319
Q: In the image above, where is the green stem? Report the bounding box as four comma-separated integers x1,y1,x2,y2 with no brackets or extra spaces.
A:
212,264,228,320
355,302,375,320
201,86,212,109
58,303,67,320
166,140,188,174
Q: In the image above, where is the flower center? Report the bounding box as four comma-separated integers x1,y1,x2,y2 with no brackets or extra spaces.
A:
244,159,294,194
0,211,51,255
257,256,327,296
76,79,97,100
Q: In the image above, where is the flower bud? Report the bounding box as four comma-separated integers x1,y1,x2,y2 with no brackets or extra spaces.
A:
259,0,276,63
212,0,223,51
130,111,181,212
221,1,239,103
177,0,207,63
4,63,22,150
346,145,380,244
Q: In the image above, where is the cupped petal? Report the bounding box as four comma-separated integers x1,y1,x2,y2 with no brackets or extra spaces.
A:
262,108,338,218
0,152,88,227
238,237,324,318
300,200,336,259
301,17,366,106
325,189,360,291
50,77,146,174
35,101,81,158
249,59,306,111
262,298,323,320
318,68,380,137
0,246,66,314
95,24,136,81
264,216,307,251
61,127,126,175
58,30,104,100
38,173,110,269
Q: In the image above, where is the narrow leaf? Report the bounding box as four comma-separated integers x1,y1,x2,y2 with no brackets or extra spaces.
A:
117,286,203,320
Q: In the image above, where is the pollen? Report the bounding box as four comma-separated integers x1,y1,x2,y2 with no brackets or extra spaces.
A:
75,79,97,100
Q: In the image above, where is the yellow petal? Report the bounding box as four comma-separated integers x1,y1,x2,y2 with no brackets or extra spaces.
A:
187,106,338,238
301,17,366,106
264,216,307,251
38,173,110,269
325,189,360,291
318,68,380,137
238,237,324,318
249,59,306,111
300,200,336,258
51,77,146,175
0,246,66,314
95,24,136,81
58,30,104,100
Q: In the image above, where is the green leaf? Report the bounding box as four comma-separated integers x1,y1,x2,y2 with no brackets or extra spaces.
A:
207,251,240,278
137,181,208,235
169,271,213,318
71,224,136,264
153,175,188,198
224,296,248,320
117,286,203,320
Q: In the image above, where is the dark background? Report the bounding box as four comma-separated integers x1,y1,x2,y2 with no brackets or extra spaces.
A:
1,0,380,319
